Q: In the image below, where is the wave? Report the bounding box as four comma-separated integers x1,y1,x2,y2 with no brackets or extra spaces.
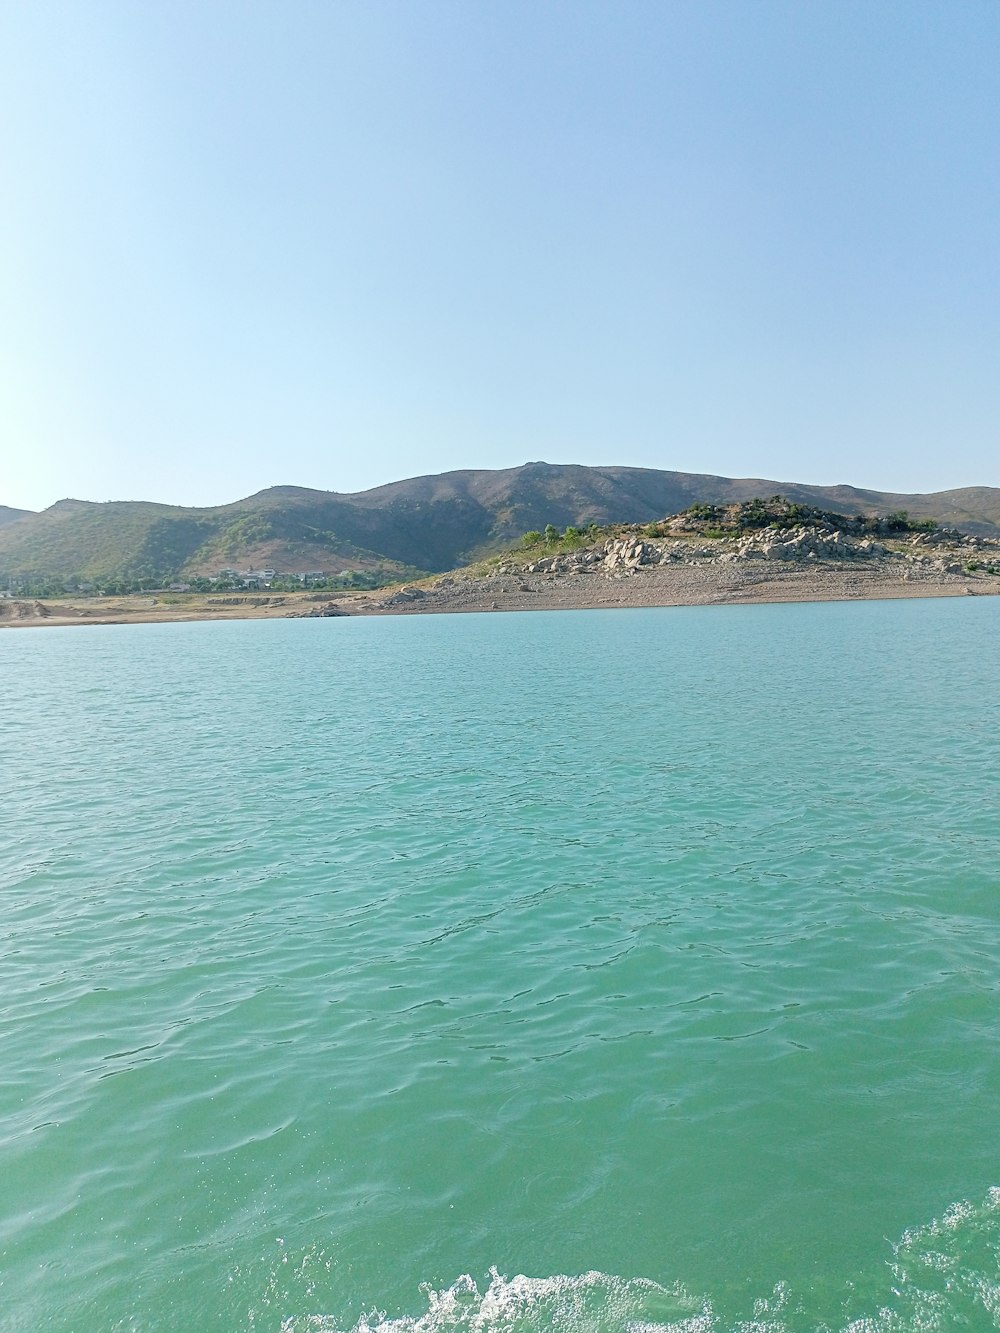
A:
285,1270,712,1333
282,1189,1000,1333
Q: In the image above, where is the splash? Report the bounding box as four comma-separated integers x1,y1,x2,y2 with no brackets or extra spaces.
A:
279,1190,1000,1333
851,1185,1000,1332
282,1268,712,1333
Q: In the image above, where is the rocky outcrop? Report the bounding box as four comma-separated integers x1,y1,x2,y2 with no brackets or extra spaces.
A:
274,515,1000,620
370,517,1000,617
381,585,427,606
492,523,1000,583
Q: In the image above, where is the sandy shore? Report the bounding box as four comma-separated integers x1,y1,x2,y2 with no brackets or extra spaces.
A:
3,557,999,629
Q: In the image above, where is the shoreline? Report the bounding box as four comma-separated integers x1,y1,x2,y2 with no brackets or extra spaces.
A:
3,561,999,629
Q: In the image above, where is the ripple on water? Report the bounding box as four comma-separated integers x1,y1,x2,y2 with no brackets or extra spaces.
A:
1,602,999,1331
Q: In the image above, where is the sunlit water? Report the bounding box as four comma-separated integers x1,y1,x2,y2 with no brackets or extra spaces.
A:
2,598,999,1332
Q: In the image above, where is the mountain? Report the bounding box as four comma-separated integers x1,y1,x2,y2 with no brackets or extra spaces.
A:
2,463,1000,586
0,505,33,529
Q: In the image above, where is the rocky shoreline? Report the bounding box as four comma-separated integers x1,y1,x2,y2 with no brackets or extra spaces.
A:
362,522,1000,616
4,520,1000,627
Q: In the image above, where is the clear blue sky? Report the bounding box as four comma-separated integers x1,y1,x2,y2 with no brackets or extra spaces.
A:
2,0,998,511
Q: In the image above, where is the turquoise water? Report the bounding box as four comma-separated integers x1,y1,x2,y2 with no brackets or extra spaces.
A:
2,598,999,1332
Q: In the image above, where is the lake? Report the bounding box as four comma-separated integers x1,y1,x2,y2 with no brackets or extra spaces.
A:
2,597,999,1331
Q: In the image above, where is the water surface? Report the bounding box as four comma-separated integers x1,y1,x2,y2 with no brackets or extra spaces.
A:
2,598,999,1331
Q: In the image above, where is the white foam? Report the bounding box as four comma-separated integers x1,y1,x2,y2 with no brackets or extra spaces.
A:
282,1268,710,1333
281,1191,1000,1333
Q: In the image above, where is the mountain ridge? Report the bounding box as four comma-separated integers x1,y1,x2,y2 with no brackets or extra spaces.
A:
3,463,1000,588
0,504,34,528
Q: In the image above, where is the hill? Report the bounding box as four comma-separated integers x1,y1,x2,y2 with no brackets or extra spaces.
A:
0,505,33,529
371,495,1000,617
2,463,1000,591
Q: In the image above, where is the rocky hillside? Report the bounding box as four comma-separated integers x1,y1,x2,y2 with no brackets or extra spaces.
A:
3,464,1000,589
511,517,993,582
372,498,1000,614
513,498,1000,582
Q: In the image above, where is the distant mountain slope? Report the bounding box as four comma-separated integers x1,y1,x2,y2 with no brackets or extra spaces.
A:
334,463,1000,545
0,504,34,528
2,463,999,584
0,499,222,582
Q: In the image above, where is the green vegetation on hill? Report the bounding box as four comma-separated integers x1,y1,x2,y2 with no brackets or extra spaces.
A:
666,496,940,535
0,505,32,529
0,494,426,595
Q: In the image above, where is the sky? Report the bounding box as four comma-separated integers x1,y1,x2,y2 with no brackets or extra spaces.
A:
2,0,999,511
